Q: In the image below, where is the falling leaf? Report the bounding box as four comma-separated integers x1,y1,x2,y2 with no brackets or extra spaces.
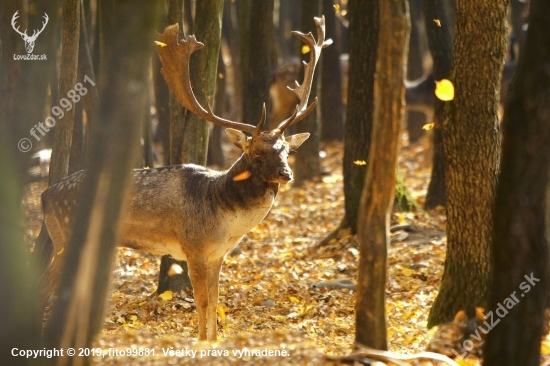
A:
422,123,435,131
435,79,455,101
333,4,340,13
301,45,310,54
233,170,251,181
154,41,167,47
168,263,183,276
57,247,64,255
159,290,173,301
433,19,441,27
354,160,367,166
217,305,226,324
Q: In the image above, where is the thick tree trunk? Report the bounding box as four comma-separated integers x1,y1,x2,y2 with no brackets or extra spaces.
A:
355,0,409,350
294,0,321,185
44,1,160,355
427,0,506,327
484,1,550,364
423,0,453,210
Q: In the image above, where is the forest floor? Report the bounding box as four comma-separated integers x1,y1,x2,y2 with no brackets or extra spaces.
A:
23,133,550,365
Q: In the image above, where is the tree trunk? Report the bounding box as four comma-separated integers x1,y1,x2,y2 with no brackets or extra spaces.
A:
239,0,273,127
355,0,409,350
158,0,190,296
181,0,223,164
405,0,426,144
44,1,160,355
294,0,321,185
49,0,80,185
483,1,550,364
423,0,453,210
319,0,378,245
320,0,344,142
427,0,506,327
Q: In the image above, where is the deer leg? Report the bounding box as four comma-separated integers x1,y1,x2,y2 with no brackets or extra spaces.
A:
206,257,224,341
187,258,209,340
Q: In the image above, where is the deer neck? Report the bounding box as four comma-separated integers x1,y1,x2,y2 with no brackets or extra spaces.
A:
219,153,279,209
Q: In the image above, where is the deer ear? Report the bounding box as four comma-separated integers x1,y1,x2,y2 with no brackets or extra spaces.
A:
286,133,310,151
226,128,250,152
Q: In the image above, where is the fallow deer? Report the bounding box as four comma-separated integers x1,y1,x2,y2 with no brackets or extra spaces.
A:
42,17,330,341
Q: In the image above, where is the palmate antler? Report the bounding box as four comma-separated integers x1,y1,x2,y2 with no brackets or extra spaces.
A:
155,16,331,136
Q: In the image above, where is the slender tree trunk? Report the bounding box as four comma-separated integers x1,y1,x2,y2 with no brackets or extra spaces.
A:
49,0,80,185
427,0,506,327
320,0,344,142
239,0,273,127
44,1,160,357
294,0,321,185
484,1,550,364
423,0,453,210
356,0,409,350
180,0,223,165
319,0,378,245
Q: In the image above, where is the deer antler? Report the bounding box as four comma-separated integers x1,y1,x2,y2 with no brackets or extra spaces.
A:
155,24,262,135
11,11,27,38
276,16,332,133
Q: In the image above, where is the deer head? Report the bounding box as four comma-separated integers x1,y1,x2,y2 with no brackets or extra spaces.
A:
12,11,49,54
155,17,331,184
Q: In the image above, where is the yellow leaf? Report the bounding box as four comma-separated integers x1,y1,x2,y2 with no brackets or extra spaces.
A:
159,290,173,301
154,41,167,47
433,19,441,27
233,170,251,181
217,305,226,324
401,268,415,277
333,4,340,13
435,79,455,101
301,45,310,54
168,263,183,276
56,247,64,255
422,123,435,131
289,296,301,303
353,160,367,166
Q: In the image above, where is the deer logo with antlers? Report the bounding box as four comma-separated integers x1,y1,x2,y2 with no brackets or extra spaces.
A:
11,10,49,54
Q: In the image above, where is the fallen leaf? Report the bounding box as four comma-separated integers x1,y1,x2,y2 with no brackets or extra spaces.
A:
159,291,173,301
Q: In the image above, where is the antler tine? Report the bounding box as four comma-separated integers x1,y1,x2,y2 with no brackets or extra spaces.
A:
11,11,27,37
276,16,332,133
155,24,259,135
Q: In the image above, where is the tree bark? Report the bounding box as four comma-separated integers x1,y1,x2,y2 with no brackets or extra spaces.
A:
320,0,344,142
294,0,321,185
355,0,409,350
484,0,550,364
423,0,453,210
239,0,273,127
44,1,160,356
319,0,378,245
49,0,80,185
427,0,506,327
